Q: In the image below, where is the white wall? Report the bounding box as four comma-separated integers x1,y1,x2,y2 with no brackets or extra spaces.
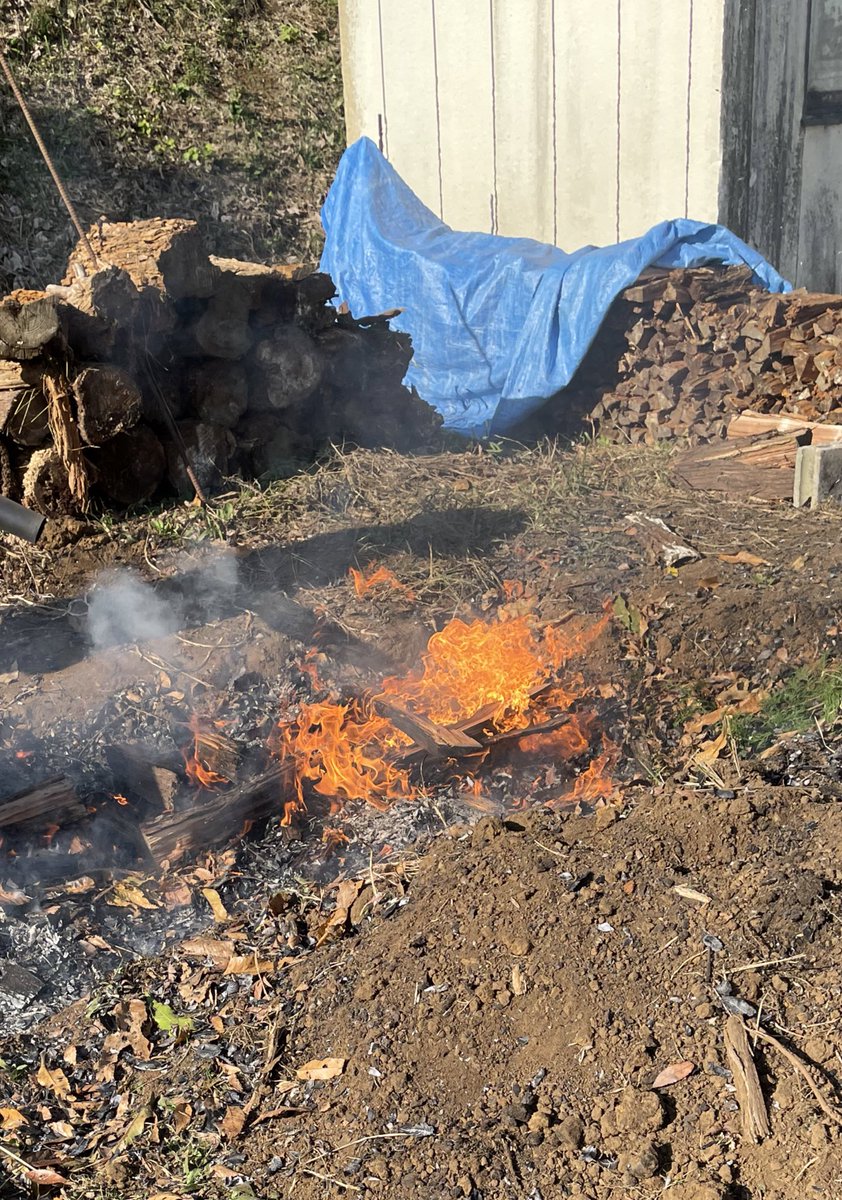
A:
339,0,725,250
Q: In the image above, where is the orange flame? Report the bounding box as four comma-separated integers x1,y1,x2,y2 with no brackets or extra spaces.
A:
350,564,416,600
274,609,610,813
113,793,130,806
183,713,229,791
548,739,618,808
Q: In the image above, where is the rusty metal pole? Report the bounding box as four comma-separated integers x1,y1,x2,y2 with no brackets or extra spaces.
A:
0,46,99,272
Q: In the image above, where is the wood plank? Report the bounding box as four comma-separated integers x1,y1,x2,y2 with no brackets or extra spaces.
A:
374,698,482,757
728,411,842,444
0,776,85,832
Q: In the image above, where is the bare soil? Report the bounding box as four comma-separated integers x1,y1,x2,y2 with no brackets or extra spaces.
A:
0,442,841,1199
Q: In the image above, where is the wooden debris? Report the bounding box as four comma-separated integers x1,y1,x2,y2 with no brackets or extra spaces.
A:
140,764,289,866
728,409,842,444
673,434,801,500
0,776,85,832
374,698,483,757
624,512,700,567
89,424,166,506
724,1014,771,1142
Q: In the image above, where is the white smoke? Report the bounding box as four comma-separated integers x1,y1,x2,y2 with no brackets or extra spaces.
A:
86,569,179,651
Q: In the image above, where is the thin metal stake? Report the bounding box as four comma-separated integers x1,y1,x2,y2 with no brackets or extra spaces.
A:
0,46,99,272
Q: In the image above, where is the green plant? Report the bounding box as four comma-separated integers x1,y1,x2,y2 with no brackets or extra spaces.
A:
279,22,301,43
731,658,842,754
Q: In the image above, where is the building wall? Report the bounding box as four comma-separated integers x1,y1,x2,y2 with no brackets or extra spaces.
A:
339,0,725,250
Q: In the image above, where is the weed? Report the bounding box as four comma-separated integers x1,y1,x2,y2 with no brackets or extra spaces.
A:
731,658,842,754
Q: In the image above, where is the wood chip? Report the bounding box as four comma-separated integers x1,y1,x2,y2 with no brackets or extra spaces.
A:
724,1015,770,1142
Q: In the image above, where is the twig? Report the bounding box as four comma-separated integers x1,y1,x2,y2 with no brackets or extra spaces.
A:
298,1168,360,1191
669,948,705,981
753,1026,842,1125
729,953,807,975
724,1015,770,1142
0,1142,35,1173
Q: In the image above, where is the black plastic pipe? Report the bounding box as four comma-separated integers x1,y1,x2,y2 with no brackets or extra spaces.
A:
0,497,46,543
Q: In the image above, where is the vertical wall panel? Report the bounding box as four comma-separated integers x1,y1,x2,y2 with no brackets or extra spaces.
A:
491,0,555,242
553,0,621,248
618,0,691,238
377,1,441,214
434,0,496,231
686,0,725,221
339,0,387,149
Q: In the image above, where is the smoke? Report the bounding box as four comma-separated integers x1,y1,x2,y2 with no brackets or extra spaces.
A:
85,550,241,651
87,570,178,651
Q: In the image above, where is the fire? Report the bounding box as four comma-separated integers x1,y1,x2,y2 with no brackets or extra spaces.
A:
183,714,229,791
113,793,130,806
350,564,415,600
274,603,614,813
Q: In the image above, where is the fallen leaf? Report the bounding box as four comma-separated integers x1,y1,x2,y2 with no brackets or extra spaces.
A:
674,885,712,905
717,550,769,567
162,882,193,909
150,1000,194,1034
113,1104,150,1152
652,1060,696,1088
60,876,96,895
790,554,807,570
693,728,729,767
220,1105,246,1139
49,1120,74,1139
103,998,152,1060
158,670,172,689
296,1057,346,1082
201,887,229,922
171,1099,192,1133
0,1106,28,1130
109,880,159,911
182,936,235,967
62,1045,77,1068
315,878,365,945
24,1168,68,1186
36,1057,72,1100
223,953,275,975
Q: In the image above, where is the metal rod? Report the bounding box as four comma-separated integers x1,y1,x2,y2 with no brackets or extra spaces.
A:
0,47,99,272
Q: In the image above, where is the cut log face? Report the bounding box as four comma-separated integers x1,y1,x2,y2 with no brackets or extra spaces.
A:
65,219,216,300
186,361,249,428
88,424,165,506
192,285,253,360
0,362,49,445
0,296,63,360
249,325,323,409
21,447,73,515
73,364,143,445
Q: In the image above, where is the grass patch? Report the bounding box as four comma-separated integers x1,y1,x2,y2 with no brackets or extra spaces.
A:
731,658,842,754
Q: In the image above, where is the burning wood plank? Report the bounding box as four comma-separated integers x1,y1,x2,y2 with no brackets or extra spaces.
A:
140,764,289,866
0,775,85,832
373,698,482,757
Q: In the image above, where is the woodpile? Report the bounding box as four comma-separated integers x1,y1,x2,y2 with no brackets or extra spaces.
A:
0,219,438,516
567,265,842,445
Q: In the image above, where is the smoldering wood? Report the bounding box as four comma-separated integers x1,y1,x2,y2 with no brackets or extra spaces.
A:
104,742,184,816
140,764,290,865
375,698,483,757
0,775,86,832
185,360,249,428
64,218,216,301
166,420,234,497
249,325,324,410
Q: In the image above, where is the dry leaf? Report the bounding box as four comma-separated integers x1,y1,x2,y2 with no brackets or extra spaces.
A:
102,998,151,1061
59,876,96,895
24,1168,68,1186
113,1104,150,1152
62,1045,77,1067
224,953,275,975
693,728,728,767
674,885,712,905
201,887,229,922
158,671,172,689
652,1060,695,1088
220,1105,246,1139
181,935,235,967
171,1099,192,1133
36,1057,72,1100
162,882,193,909
0,1106,28,1130
109,880,158,911
296,1057,346,1082
717,551,769,567
49,1120,74,1140
790,554,806,570
316,878,365,945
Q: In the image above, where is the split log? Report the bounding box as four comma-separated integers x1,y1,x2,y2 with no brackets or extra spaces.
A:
0,295,63,360
140,764,289,866
73,364,143,444
249,325,324,410
88,424,165,506
104,742,183,816
43,369,90,509
185,361,249,428
673,434,799,500
166,420,233,497
728,410,842,444
65,218,216,301
0,775,85,832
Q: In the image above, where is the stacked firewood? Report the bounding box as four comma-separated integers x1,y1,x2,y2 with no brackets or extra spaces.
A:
0,219,437,514
569,265,842,445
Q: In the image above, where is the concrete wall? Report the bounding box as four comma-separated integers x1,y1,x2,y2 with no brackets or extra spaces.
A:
339,0,725,250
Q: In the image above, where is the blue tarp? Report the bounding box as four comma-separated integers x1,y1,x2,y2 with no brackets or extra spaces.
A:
320,137,791,437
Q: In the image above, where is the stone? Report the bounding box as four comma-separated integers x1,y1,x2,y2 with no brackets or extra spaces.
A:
554,1114,584,1150
794,443,842,508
